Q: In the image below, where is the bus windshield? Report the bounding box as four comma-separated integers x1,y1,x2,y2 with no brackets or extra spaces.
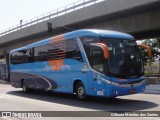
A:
80,36,144,78
101,38,144,78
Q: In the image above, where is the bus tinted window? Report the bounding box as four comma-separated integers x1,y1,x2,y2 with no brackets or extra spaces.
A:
34,43,66,62
66,39,83,62
48,40,66,60
80,36,99,46
91,47,104,73
80,36,99,64
34,45,49,61
11,49,30,64
33,39,82,62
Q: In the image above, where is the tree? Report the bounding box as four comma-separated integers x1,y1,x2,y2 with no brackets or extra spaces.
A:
140,38,160,65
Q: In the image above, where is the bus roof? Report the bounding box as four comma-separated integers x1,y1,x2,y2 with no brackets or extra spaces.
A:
10,29,134,53
65,29,134,39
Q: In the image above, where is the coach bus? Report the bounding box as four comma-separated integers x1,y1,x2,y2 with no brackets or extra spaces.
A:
9,29,151,100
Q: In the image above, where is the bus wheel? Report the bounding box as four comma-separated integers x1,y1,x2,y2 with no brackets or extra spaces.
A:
76,82,86,100
22,81,29,93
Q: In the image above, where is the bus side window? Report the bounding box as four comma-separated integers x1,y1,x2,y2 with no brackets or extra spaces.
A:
80,36,99,62
34,45,49,62
33,39,83,62
34,43,66,61
65,39,83,62
90,47,104,73
11,49,30,64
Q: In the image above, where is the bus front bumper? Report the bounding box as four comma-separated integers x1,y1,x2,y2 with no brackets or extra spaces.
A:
101,78,146,97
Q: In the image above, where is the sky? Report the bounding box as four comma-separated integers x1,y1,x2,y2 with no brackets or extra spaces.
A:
0,0,78,32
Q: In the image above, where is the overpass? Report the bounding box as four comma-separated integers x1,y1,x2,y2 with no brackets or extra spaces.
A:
0,0,160,79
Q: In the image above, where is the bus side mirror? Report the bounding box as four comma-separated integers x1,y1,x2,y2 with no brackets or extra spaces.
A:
138,44,152,59
90,43,109,59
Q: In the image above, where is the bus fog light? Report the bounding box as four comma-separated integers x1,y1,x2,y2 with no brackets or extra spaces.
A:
112,90,118,94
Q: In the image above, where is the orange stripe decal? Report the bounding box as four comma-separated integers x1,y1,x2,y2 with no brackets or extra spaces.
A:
90,43,109,59
49,34,65,71
138,44,152,59
51,34,64,43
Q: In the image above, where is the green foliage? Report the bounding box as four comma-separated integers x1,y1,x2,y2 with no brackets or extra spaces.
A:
140,38,160,65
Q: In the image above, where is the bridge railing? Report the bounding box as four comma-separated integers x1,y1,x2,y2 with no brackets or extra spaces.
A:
0,0,105,37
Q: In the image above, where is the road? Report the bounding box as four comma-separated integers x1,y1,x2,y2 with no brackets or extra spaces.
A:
0,84,159,120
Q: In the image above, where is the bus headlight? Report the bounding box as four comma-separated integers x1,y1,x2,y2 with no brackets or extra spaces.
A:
101,78,118,86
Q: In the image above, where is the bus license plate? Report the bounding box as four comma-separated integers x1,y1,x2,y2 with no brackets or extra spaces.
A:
128,89,136,93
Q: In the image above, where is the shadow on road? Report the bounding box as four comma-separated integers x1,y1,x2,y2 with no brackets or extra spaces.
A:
7,90,158,111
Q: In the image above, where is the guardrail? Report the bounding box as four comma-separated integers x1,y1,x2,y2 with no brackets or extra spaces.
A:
146,75,160,85
0,0,105,37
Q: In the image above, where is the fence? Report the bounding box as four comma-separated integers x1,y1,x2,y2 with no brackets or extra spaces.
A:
146,75,160,85
0,0,105,37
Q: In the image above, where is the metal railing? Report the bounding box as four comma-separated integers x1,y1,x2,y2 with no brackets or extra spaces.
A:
146,75,160,85
0,0,105,37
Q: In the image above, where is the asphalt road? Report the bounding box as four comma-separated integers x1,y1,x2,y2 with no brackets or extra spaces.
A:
0,84,159,120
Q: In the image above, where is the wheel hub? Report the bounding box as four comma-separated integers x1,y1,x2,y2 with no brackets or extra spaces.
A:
78,87,84,96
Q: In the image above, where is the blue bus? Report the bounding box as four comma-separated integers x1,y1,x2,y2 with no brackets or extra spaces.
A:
9,29,151,100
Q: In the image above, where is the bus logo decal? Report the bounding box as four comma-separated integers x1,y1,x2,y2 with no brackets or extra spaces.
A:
49,59,64,71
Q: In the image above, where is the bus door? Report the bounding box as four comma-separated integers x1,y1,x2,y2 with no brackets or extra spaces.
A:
89,44,109,96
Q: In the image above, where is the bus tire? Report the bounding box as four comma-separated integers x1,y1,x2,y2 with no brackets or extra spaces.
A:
76,82,86,100
22,80,29,93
